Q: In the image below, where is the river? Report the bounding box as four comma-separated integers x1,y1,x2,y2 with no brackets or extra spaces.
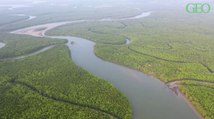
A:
47,36,200,119
10,12,201,119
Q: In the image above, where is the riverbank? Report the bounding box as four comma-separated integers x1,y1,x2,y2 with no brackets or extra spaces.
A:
167,81,204,119
11,22,71,37
95,44,205,119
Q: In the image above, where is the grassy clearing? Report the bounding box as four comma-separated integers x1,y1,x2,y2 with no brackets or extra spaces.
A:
0,45,131,119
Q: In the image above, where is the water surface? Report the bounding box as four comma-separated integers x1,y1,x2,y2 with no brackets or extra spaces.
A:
11,11,201,119
0,42,5,49
50,36,200,119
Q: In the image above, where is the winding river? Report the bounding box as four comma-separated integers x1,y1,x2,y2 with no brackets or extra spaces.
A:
10,12,202,119
52,36,200,119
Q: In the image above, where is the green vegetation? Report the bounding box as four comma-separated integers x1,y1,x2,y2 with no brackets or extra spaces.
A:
47,11,214,118
48,22,127,44
0,83,111,119
48,17,214,81
0,45,131,119
0,33,66,59
180,82,214,119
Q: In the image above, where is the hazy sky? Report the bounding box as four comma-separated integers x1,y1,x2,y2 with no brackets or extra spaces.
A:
0,0,213,12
